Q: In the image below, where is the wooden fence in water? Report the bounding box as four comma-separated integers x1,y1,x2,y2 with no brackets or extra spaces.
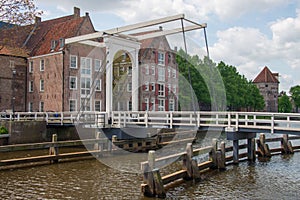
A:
140,134,300,198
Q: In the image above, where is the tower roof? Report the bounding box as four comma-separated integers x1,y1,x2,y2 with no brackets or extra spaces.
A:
253,66,279,83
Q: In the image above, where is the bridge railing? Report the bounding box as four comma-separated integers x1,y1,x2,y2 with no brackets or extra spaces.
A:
0,111,107,126
111,111,300,132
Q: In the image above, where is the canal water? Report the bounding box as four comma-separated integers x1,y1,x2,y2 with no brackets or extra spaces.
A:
1,135,300,199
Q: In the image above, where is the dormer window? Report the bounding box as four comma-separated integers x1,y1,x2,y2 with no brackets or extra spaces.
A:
51,40,57,51
59,38,65,49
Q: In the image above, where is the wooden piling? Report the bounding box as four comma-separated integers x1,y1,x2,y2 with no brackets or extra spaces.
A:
217,141,226,170
209,138,218,169
257,133,271,157
49,134,59,163
233,140,239,164
183,143,193,180
247,138,256,162
281,134,294,154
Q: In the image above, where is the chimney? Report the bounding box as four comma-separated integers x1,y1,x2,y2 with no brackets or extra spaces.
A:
35,16,41,24
74,7,80,18
85,12,89,17
159,26,163,31
174,46,178,52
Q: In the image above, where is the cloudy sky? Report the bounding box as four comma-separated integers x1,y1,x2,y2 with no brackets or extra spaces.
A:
35,0,300,92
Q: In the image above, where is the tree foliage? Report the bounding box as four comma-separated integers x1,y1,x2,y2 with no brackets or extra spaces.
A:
290,85,300,112
0,0,42,26
278,93,292,113
177,49,264,111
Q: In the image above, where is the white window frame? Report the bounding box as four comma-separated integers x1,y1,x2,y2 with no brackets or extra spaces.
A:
169,99,175,111
145,98,149,111
40,79,44,92
158,67,165,82
29,81,33,92
69,76,77,90
145,81,149,91
127,82,132,92
40,59,44,71
158,83,165,97
80,77,91,97
158,99,165,111
167,69,171,78
95,79,102,91
128,101,132,111
145,65,149,75
151,82,155,92
69,99,77,112
173,85,177,93
28,102,33,112
81,98,91,111
94,100,101,112
70,55,78,69
81,57,92,75
94,59,101,72
172,69,176,78
158,52,165,65
151,98,155,111
29,61,33,73
39,101,44,112
151,66,155,75
128,66,132,76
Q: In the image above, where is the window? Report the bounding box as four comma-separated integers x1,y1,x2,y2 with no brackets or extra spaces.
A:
128,66,132,76
69,99,77,111
158,99,165,111
169,99,175,111
39,102,44,112
70,55,77,69
144,82,149,91
145,98,149,111
81,77,91,96
127,82,132,92
59,38,65,49
29,81,33,92
81,57,92,75
151,98,155,111
168,69,171,78
173,85,177,93
40,59,44,71
95,100,101,111
95,79,102,91
95,59,101,72
81,98,91,111
151,66,155,75
172,69,176,78
145,65,149,75
151,82,155,91
158,52,165,65
69,76,77,90
28,102,33,112
158,67,165,82
158,84,165,97
128,101,132,111
40,79,44,92
29,61,33,73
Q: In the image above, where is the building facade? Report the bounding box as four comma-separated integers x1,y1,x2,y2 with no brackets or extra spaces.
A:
253,66,279,112
0,7,178,113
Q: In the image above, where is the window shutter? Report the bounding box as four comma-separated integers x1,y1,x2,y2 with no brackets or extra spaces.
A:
165,53,168,66
155,67,158,80
155,51,158,64
165,68,168,82
155,98,159,111
165,86,168,96
155,84,159,96
165,99,169,111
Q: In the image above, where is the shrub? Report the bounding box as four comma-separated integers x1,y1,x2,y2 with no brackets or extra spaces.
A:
0,126,8,135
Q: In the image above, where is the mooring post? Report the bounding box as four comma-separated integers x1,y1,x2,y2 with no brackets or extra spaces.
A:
112,135,117,151
247,138,256,162
233,140,239,164
183,143,193,180
217,141,226,170
281,134,294,154
49,134,59,163
210,138,218,169
257,133,271,157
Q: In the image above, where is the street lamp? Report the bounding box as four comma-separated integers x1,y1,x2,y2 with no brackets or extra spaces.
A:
12,69,16,119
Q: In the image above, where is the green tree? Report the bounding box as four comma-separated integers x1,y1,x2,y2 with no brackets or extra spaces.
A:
278,94,292,113
290,85,300,112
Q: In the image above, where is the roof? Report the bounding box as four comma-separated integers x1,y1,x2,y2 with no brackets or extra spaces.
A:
0,8,95,57
253,66,279,83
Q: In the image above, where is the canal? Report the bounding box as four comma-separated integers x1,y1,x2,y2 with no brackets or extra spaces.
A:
1,135,300,199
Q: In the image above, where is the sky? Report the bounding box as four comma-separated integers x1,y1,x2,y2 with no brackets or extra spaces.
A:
35,0,300,92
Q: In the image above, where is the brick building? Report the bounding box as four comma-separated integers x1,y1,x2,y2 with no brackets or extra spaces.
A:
0,7,178,113
253,66,279,112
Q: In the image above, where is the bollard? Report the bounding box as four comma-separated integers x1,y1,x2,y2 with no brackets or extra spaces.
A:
49,134,59,163
217,141,226,170
209,138,218,169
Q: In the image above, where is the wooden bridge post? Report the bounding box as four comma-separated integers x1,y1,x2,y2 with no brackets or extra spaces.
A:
281,134,294,154
49,134,59,163
216,141,226,170
209,138,218,168
257,133,271,157
141,150,166,198
247,138,256,162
